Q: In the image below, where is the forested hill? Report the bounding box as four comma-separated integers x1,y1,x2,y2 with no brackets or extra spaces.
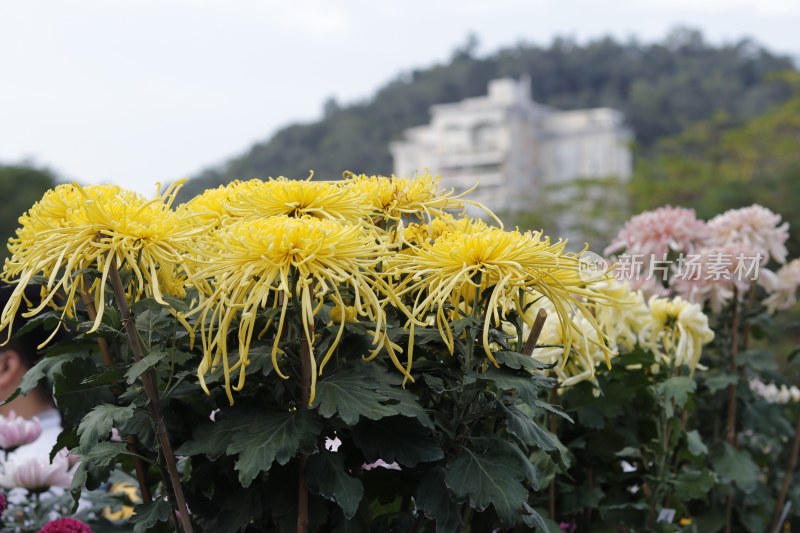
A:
180,27,796,200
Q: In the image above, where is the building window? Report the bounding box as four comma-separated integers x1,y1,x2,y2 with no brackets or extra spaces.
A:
472,122,498,152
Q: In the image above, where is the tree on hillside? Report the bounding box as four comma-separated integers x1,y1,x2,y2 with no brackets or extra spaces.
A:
0,164,58,260
632,73,800,257
179,27,795,201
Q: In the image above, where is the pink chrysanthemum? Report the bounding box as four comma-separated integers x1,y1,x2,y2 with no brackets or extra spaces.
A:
759,258,800,313
605,206,708,258
707,204,789,265
670,244,756,313
0,490,6,518
38,517,93,533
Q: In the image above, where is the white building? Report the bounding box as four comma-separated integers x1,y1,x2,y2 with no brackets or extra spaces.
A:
390,78,633,236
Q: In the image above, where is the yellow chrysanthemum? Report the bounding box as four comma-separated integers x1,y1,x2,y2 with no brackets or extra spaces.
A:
224,176,371,222
397,213,489,246
639,295,714,372
1,181,201,344
102,482,139,521
343,172,500,224
388,227,613,370
176,179,254,229
187,215,408,405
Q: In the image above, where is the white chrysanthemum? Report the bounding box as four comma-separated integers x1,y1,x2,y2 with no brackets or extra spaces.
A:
531,304,616,388
592,279,652,352
639,296,715,372
749,378,800,405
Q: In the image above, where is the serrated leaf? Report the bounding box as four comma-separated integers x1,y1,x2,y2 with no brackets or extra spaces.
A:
502,404,558,451
306,451,364,519
686,430,708,456
654,376,696,412
352,416,443,467
126,351,168,385
79,441,129,467
175,414,251,457
445,449,527,524
471,367,548,406
313,367,399,425
131,498,173,533
227,410,322,487
380,387,433,429
495,350,549,371
17,352,86,399
78,404,134,452
416,467,461,533
712,443,759,494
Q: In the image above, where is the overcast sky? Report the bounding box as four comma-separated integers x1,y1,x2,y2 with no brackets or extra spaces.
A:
1,0,799,196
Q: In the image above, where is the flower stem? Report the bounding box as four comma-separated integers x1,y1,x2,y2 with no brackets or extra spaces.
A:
107,261,193,533
724,293,740,533
770,411,800,533
297,332,312,533
80,287,153,503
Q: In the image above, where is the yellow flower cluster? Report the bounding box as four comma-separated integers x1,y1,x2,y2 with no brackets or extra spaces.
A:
1,181,200,343
1,172,623,404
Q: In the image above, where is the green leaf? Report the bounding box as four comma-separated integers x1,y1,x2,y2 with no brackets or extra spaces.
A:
79,441,129,467
502,404,558,451
712,442,759,493
126,350,168,385
352,416,443,467
673,468,717,500
653,376,696,411
445,449,527,524
226,410,323,487
522,503,555,531
306,450,364,519
615,446,641,458
78,404,134,452
18,351,90,398
54,357,116,427
686,430,708,456
470,367,548,406
416,467,461,533
703,373,738,393
313,366,403,425
131,498,173,533
495,350,549,371
176,414,250,457
379,387,433,429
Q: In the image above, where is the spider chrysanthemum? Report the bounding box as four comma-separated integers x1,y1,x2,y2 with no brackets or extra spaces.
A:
224,176,372,222
188,215,406,405
1,181,200,344
388,227,613,369
343,172,500,225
